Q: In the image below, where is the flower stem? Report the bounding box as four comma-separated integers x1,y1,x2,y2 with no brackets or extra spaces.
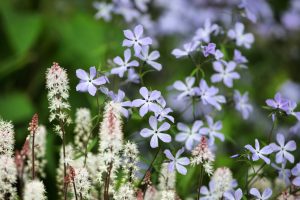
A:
31,133,35,180
72,177,78,200
197,165,204,200
59,121,67,200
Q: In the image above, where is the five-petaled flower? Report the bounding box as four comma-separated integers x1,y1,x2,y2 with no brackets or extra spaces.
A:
270,133,296,164
175,121,205,151
194,19,219,43
233,90,253,120
227,22,254,49
111,49,139,78
140,116,171,148
202,43,216,57
164,147,190,175
171,41,200,59
122,24,152,55
223,188,243,200
132,87,161,117
194,79,226,111
211,61,240,88
245,139,273,164
265,92,289,111
249,188,272,200
173,76,196,100
200,116,224,145
137,46,162,71
76,66,108,96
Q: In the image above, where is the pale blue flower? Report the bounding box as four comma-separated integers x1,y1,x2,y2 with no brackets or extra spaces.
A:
211,61,240,88
270,133,296,164
111,49,139,77
164,147,190,175
245,139,273,164
250,188,272,200
227,22,254,49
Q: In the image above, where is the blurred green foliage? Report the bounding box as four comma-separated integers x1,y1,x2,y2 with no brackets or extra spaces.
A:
1,0,300,199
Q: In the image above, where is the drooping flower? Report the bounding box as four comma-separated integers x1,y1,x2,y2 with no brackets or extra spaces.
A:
24,180,46,200
202,43,216,57
175,121,205,151
111,49,139,78
194,79,226,111
200,116,224,145
164,147,190,175
76,66,108,96
173,76,196,100
137,46,162,71
270,133,296,163
250,188,272,200
171,41,200,59
233,90,253,119
211,61,240,88
227,22,254,49
194,19,219,43
122,24,152,55
223,188,243,200
132,87,161,117
140,116,171,148
245,139,273,164
291,163,300,186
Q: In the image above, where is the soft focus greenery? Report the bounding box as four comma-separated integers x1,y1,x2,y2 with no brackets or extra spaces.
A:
1,0,300,199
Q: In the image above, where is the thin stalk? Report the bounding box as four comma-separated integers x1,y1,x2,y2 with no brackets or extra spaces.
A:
196,165,204,200
59,121,67,200
247,163,266,187
139,146,161,187
72,179,78,200
104,162,113,200
31,133,35,179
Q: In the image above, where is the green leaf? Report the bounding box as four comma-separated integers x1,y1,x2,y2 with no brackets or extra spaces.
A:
1,8,42,55
0,92,34,123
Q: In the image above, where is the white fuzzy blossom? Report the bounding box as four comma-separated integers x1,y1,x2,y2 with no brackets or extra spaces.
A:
158,163,176,199
122,141,140,183
25,125,47,179
24,180,46,200
74,168,91,199
0,118,15,156
0,155,17,200
46,62,71,135
113,183,135,200
74,108,92,149
98,101,124,196
190,137,215,176
212,167,234,198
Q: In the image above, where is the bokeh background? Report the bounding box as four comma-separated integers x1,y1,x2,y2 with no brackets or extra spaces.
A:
1,0,300,199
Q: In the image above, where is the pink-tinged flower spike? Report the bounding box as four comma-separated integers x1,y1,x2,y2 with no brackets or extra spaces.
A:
227,22,254,49
233,90,253,120
111,49,139,78
250,188,272,200
173,76,196,100
194,19,219,43
132,87,161,117
76,66,108,96
245,139,273,164
137,46,162,71
122,24,152,55
140,116,171,148
175,120,205,151
171,41,200,59
164,147,190,175
211,61,240,88
270,133,296,163
292,163,300,186
194,79,226,111
200,116,224,145
223,188,243,200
